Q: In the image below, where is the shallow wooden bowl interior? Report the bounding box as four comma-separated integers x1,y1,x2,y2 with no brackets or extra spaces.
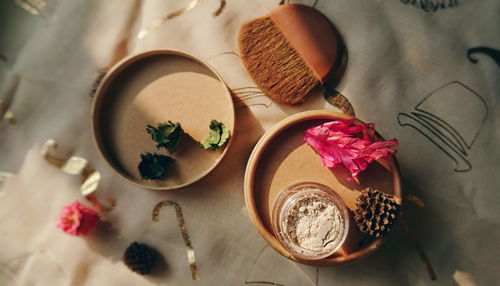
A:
92,50,235,190
244,110,402,266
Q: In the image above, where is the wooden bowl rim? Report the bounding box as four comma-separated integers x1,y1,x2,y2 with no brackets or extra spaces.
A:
243,110,402,266
90,49,236,191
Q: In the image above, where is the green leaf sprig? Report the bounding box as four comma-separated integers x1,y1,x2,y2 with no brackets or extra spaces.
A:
138,153,174,180
201,120,230,150
146,121,183,153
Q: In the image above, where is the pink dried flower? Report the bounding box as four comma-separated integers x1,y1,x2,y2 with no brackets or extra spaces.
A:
56,201,99,236
304,119,398,180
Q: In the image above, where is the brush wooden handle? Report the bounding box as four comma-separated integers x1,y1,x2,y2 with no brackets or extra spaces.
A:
269,4,339,83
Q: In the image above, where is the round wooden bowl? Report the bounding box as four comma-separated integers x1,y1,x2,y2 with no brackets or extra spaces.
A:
91,50,235,190
244,110,402,266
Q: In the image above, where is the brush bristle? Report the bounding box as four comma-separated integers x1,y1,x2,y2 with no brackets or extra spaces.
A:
238,16,320,105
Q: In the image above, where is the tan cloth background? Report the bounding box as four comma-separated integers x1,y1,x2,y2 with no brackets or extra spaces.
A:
1,0,499,285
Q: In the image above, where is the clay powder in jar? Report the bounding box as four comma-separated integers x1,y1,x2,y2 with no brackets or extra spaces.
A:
283,193,345,255
272,183,349,260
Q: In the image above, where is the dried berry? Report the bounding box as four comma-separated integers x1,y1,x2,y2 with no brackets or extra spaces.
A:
122,242,159,275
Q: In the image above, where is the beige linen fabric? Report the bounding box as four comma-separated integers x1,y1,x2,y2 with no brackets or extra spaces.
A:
1,0,499,285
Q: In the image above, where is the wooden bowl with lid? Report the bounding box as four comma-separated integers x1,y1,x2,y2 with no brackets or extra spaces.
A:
244,110,402,266
91,50,235,190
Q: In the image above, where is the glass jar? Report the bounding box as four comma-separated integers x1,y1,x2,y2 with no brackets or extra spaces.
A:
271,182,349,260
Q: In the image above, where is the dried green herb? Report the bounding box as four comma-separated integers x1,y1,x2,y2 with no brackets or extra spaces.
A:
201,120,230,150
138,153,174,180
146,121,183,153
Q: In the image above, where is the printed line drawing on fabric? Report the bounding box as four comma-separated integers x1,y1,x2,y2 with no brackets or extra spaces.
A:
213,0,226,17
229,86,273,109
397,81,488,172
137,0,227,39
399,0,460,12
280,0,318,7
205,51,240,61
152,200,200,280
89,68,109,97
14,0,59,20
244,245,319,286
0,172,14,197
323,87,355,116
205,50,273,109
0,250,69,285
467,47,500,66
0,71,20,126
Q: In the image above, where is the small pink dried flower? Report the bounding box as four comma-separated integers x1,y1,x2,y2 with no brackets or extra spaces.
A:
56,201,99,236
304,119,398,180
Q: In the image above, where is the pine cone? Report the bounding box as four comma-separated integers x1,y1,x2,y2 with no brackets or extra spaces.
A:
122,242,158,275
354,188,400,238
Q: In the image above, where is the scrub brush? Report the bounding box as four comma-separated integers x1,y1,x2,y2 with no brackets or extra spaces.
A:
238,4,341,105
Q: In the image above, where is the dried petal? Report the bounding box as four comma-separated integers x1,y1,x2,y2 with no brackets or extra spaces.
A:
304,119,398,179
56,201,99,236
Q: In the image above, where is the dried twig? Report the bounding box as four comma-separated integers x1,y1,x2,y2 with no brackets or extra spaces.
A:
400,213,437,280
